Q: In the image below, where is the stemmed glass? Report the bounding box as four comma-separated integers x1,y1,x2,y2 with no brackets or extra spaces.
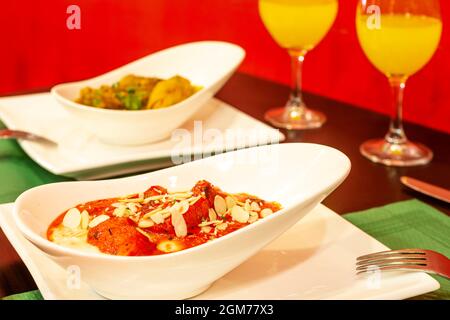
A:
356,0,442,166
259,0,339,129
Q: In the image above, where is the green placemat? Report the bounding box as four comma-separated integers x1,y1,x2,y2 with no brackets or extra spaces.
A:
0,122,70,204
2,290,43,300
344,199,450,300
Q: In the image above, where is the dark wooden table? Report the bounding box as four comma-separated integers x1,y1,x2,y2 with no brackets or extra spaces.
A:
0,72,449,298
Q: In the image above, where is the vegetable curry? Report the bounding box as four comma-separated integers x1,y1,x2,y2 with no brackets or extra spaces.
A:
76,74,200,110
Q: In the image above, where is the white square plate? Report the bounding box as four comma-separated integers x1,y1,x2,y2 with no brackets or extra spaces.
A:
0,203,439,300
0,93,284,180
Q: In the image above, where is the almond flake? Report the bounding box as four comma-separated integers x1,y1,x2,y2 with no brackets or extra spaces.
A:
128,215,139,223
244,199,252,212
231,206,250,223
215,222,228,231
143,195,165,203
88,215,110,228
248,212,259,223
142,206,163,219
62,208,82,229
260,208,273,218
113,206,128,217
170,192,192,200
150,212,165,224
198,220,222,227
170,200,190,216
214,195,227,215
208,208,217,221
138,218,155,228
250,202,261,212
80,210,90,229
201,226,212,233
188,196,201,205
127,203,139,213
225,196,236,210
171,210,187,237
119,198,143,203
136,227,155,241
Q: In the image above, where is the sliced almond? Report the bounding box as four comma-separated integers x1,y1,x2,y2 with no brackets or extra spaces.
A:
198,220,222,227
214,195,227,215
138,218,155,228
260,208,273,218
231,206,250,223
142,206,163,219
215,222,228,231
162,211,172,219
113,206,128,217
250,201,261,212
136,227,156,242
147,195,165,201
171,211,187,238
248,212,259,223
170,200,190,216
208,208,217,221
128,215,139,223
150,212,165,224
188,196,201,205
119,193,144,203
244,199,252,212
225,196,236,210
62,208,82,229
127,203,139,213
169,192,192,200
80,210,90,229
201,226,212,233
111,202,123,208
88,214,110,228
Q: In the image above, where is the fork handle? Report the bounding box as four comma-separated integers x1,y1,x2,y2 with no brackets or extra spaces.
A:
434,257,450,279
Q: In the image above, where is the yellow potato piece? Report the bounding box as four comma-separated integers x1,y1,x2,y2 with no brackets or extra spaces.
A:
147,75,195,109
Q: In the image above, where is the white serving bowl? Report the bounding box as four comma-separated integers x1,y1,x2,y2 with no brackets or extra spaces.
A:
14,143,350,299
51,41,245,146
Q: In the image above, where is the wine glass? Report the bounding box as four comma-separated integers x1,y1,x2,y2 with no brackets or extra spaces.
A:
259,0,339,129
356,0,442,166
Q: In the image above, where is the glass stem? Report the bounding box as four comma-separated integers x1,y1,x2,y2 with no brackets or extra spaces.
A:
385,76,408,145
287,50,307,108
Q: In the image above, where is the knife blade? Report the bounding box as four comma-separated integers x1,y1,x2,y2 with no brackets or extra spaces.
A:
401,176,450,204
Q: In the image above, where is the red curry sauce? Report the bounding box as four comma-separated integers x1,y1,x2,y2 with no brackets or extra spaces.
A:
47,180,281,256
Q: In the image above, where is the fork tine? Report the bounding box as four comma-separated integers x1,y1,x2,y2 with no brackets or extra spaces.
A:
357,257,428,268
356,259,429,270
357,264,427,275
357,249,426,261
357,254,428,264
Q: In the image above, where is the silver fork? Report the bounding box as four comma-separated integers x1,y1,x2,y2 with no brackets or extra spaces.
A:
356,249,450,278
0,129,57,146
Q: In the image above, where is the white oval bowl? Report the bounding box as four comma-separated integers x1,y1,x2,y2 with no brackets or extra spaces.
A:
51,41,245,145
14,143,350,299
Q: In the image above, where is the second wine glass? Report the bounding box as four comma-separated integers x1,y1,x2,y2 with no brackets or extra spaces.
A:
259,0,339,130
356,0,442,166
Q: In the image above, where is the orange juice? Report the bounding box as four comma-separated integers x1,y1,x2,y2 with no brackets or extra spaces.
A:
259,0,338,51
356,13,442,77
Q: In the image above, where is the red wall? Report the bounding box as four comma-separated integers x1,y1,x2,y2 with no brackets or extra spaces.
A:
1,0,449,133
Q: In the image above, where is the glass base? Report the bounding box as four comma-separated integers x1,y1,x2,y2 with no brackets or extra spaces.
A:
264,106,326,130
360,138,433,167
